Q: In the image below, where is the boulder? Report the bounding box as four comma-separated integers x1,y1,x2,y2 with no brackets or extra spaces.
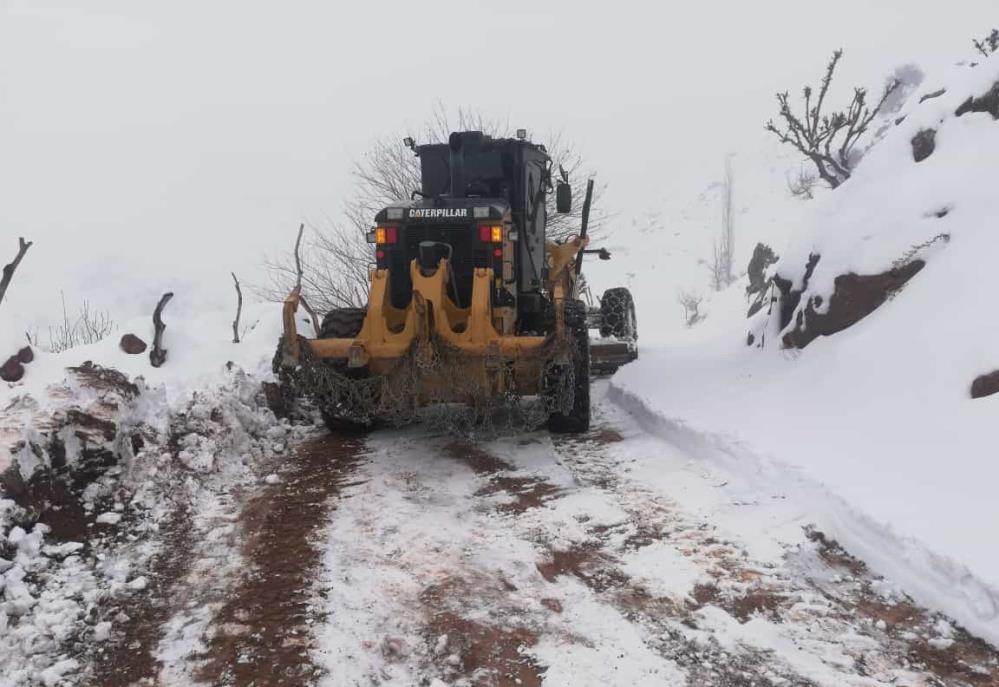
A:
119,333,147,355
16,346,33,364
1,356,24,382
911,129,936,162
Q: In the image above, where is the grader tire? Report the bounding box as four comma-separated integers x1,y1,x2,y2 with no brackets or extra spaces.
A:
320,308,366,339
599,287,638,341
548,301,591,434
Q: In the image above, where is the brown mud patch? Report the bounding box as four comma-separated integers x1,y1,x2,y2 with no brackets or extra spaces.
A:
443,440,512,474
476,475,560,514
85,507,195,686
807,529,999,684
419,577,545,686
424,611,544,686
193,433,364,686
447,440,561,514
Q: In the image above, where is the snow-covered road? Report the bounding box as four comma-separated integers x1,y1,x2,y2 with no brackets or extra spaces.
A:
58,385,999,686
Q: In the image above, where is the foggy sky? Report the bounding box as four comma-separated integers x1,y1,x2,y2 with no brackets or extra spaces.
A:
1,0,993,326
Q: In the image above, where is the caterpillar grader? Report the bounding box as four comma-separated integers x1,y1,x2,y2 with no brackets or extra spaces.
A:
276,130,637,433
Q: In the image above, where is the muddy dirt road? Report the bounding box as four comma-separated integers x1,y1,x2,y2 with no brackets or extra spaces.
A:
91,388,999,686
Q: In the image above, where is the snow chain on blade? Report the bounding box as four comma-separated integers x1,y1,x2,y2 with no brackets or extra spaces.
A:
273,332,581,438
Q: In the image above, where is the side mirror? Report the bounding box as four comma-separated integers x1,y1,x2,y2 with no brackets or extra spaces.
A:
556,182,572,213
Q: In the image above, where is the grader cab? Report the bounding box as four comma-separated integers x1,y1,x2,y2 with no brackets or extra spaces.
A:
277,130,637,432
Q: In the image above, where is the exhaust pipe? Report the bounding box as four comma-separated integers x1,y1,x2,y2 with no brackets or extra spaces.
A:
448,132,465,198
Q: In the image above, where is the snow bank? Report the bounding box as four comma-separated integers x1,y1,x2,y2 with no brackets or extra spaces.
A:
612,54,999,643
0,297,300,684
1,301,285,408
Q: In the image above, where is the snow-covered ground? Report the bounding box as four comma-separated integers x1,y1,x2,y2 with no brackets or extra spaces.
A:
3,21,999,687
612,53,999,645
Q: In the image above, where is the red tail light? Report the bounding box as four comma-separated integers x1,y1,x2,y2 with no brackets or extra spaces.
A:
479,225,502,243
385,227,398,244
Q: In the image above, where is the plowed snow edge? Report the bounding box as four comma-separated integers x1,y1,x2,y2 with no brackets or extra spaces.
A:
606,381,999,648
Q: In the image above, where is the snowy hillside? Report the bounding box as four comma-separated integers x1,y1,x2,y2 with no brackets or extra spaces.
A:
613,53,999,642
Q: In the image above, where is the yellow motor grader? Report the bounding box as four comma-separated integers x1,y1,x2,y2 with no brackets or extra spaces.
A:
276,131,637,432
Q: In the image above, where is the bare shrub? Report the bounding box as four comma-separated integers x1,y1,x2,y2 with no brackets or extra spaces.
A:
974,28,998,57
262,104,603,312
677,290,704,327
786,166,818,199
47,293,116,353
766,50,900,189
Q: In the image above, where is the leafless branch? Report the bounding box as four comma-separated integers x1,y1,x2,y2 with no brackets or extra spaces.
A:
0,237,33,308
766,50,900,189
973,28,999,57
293,223,305,290
231,272,243,343
261,105,604,318
786,166,818,199
299,294,321,337
150,292,173,368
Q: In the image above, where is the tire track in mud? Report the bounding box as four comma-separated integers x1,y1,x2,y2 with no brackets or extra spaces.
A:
191,433,365,686
84,506,196,687
548,418,999,686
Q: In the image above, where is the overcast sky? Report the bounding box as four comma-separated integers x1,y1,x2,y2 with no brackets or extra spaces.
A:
1,0,994,328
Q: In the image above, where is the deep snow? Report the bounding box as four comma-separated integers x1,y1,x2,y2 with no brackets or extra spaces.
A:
612,53,999,644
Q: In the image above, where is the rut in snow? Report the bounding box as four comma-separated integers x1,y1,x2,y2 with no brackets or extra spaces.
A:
301,394,999,686
191,433,365,685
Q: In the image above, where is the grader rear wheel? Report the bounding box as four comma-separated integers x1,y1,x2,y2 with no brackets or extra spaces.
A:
547,301,591,434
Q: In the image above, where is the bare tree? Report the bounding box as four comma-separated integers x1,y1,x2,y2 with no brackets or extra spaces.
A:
974,28,998,57
766,50,900,189
707,158,735,291
262,104,604,313
47,293,116,353
0,237,32,309
231,272,243,344
677,290,704,327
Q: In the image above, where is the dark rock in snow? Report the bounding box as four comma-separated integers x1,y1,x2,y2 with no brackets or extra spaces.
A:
119,333,148,355
1,356,25,382
781,260,925,349
955,81,999,119
971,370,999,399
262,381,289,419
16,346,33,364
774,254,821,331
911,129,936,162
746,243,779,296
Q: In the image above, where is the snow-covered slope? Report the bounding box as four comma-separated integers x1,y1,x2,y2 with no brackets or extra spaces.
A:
612,53,999,642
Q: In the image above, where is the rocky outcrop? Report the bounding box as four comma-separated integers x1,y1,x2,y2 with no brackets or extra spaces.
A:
971,370,999,399
779,259,925,349
746,243,779,297
955,81,999,119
